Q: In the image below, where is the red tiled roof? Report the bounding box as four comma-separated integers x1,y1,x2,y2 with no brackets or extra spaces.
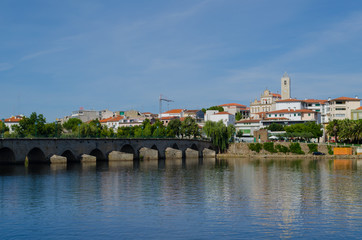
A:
99,116,124,123
236,119,261,123
215,111,232,115
162,109,184,114
219,103,246,108
356,106,362,110
272,93,282,98
331,96,360,101
4,116,22,123
267,109,315,114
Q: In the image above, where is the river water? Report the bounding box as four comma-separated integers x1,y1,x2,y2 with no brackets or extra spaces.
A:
0,158,361,239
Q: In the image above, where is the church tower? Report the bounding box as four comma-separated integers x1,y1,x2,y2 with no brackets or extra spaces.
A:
281,72,291,99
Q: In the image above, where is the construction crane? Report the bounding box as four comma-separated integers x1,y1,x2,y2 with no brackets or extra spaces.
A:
159,94,174,118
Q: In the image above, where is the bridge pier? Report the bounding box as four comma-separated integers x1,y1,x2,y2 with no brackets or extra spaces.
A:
139,147,158,160
50,155,67,164
165,147,183,159
185,148,199,158
80,154,96,163
108,151,133,161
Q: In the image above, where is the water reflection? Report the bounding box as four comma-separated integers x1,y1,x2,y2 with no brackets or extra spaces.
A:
0,158,361,239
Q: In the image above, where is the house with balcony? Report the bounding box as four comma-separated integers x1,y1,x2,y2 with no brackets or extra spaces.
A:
328,96,360,121
262,109,320,126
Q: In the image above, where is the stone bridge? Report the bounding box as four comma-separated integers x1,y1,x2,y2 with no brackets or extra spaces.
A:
0,138,215,164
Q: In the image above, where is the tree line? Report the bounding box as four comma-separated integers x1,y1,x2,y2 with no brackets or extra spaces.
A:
326,119,362,144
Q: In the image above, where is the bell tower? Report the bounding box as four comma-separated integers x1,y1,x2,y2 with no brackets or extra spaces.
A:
281,72,291,99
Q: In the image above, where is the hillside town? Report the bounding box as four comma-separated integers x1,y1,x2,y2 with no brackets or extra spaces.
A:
2,73,361,143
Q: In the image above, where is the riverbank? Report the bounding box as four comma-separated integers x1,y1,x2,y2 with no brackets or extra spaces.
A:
220,142,362,159
217,153,362,159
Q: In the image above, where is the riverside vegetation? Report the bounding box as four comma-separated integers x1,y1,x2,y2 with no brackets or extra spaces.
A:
248,142,326,155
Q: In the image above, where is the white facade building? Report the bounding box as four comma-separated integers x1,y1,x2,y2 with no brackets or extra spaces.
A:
208,112,235,126
235,119,262,136
160,109,185,118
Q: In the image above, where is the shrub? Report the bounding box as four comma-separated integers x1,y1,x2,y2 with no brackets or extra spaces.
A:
249,143,263,153
289,142,305,154
275,144,289,153
327,145,333,155
263,142,277,153
307,143,318,153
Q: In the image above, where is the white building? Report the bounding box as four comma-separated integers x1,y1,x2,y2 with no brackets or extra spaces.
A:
328,96,361,121
204,110,219,121
99,116,124,130
4,116,23,133
235,119,262,136
219,103,249,118
275,99,306,111
208,111,235,126
304,99,329,123
265,109,320,124
160,109,185,118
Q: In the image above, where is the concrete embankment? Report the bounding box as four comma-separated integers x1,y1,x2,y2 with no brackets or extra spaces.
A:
220,142,362,159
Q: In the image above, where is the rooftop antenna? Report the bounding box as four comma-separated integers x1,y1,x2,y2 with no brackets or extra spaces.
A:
159,94,174,118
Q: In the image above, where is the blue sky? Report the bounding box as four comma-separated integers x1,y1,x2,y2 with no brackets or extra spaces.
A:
1,0,362,121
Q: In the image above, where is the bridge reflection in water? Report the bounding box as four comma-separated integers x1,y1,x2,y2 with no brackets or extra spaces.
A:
0,138,215,164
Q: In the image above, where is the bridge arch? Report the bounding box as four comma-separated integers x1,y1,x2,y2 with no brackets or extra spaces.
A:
61,150,77,162
190,143,198,151
121,144,135,155
172,143,179,149
0,147,15,164
90,149,106,161
27,147,47,164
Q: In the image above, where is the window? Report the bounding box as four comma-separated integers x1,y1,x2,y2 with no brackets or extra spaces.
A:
336,114,345,117
336,108,346,111
308,113,311,116
275,114,277,117
316,104,320,106
298,113,301,116
284,80,287,85
316,109,320,112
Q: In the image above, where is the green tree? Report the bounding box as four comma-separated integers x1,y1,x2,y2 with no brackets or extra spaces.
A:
0,121,10,137
14,112,47,137
63,118,82,132
203,120,235,153
236,130,243,138
181,117,199,138
235,112,243,121
167,119,182,137
207,106,224,112
267,123,285,131
326,119,340,142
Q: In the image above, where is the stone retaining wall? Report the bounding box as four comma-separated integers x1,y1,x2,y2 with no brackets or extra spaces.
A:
227,142,360,156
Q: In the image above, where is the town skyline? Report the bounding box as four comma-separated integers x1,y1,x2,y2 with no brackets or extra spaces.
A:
1,0,362,121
